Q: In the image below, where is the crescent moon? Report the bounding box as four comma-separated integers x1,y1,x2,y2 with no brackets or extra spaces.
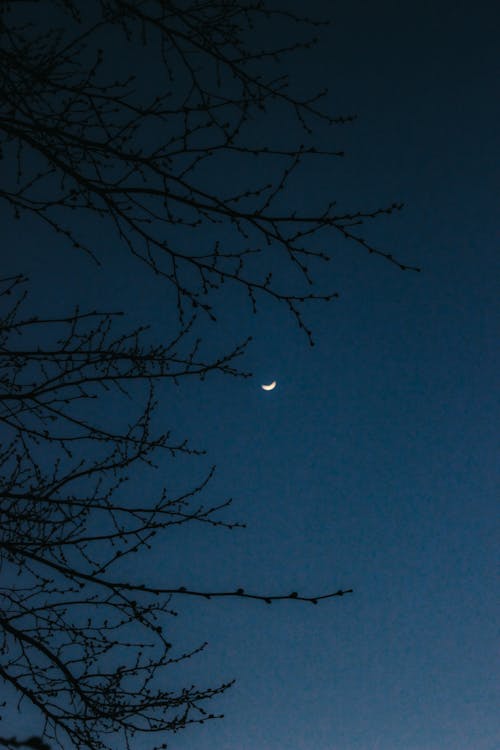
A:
261,381,277,391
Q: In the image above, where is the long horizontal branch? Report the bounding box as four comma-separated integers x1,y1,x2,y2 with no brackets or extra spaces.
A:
3,542,352,605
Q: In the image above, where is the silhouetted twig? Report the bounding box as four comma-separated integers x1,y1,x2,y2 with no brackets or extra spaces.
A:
0,3,411,749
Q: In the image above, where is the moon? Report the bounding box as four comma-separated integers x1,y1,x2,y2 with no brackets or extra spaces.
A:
261,381,277,391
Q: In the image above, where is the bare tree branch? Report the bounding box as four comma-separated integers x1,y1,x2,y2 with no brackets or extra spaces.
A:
0,3,412,749
1,0,418,342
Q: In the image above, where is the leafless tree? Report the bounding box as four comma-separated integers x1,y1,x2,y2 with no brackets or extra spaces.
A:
1,2,415,749
0,273,351,749
1,0,417,337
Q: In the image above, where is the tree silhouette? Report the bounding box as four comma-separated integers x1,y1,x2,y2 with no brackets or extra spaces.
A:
1,2,415,749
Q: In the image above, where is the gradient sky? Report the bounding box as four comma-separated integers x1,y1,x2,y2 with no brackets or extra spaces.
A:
3,1,499,749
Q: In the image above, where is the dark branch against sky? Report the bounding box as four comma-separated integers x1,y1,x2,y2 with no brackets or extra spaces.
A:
1,1,498,749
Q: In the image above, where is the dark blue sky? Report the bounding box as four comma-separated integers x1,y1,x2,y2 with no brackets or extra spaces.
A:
3,1,499,749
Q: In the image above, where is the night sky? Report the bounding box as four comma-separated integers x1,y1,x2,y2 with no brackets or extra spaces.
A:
3,1,499,749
